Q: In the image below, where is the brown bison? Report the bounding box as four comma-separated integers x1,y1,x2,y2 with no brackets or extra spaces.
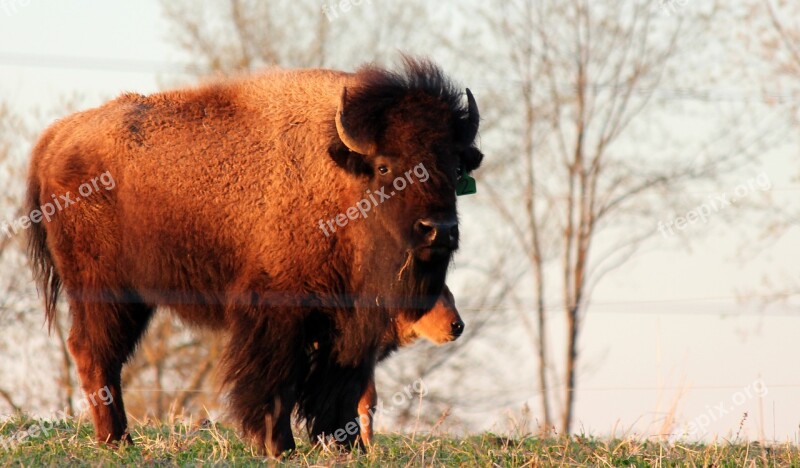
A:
26,57,482,457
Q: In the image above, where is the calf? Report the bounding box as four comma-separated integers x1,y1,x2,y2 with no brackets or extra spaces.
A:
358,285,462,445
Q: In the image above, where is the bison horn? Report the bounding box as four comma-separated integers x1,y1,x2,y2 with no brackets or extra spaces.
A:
335,88,377,155
464,88,480,143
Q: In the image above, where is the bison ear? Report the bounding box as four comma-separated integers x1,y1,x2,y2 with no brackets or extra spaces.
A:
335,88,379,156
328,143,372,176
463,146,484,172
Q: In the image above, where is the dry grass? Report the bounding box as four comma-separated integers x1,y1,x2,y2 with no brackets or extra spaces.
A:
0,415,798,466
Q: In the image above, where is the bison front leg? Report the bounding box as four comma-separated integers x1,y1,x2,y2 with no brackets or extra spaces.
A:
332,365,373,451
223,309,301,458
304,358,374,451
238,384,296,458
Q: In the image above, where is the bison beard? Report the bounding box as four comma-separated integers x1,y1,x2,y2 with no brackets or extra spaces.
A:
26,56,482,458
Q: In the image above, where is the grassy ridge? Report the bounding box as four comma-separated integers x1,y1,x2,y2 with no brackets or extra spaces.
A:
1,416,798,466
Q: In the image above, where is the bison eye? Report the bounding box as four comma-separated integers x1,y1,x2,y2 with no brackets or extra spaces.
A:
378,165,390,175
456,165,464,179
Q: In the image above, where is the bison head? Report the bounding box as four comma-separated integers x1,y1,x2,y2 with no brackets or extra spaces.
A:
331,57,483,317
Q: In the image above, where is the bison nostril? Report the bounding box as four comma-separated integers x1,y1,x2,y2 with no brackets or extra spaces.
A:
451,320,464,337
414,219,437,239
416,219,459,248
449,225,459,242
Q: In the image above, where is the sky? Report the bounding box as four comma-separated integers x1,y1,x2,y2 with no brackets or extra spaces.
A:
1,0,799,444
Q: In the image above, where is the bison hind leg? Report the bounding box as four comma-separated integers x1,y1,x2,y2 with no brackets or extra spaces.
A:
66,293,154,445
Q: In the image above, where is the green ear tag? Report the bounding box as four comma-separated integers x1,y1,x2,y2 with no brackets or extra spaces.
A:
456,174,477,196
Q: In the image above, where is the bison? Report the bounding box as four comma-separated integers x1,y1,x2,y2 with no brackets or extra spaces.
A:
26,56,482,457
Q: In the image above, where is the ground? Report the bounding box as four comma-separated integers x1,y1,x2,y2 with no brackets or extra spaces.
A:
0,416,798,466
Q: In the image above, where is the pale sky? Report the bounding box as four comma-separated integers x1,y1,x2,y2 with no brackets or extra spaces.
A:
1,0,798,444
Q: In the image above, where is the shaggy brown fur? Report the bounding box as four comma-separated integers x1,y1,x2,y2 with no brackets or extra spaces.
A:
27,57,482,457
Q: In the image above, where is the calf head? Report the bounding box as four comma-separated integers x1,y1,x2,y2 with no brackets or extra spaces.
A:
395,285,464,346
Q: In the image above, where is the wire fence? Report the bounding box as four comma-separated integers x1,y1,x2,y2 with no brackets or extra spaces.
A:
2,52,800,105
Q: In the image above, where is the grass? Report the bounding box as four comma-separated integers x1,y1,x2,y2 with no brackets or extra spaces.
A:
1,415,799,466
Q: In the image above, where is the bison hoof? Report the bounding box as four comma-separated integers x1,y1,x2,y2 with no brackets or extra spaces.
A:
99,432,133,448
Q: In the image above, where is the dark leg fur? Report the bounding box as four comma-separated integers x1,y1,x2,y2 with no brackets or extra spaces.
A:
298,342,374,450
223,307,302,458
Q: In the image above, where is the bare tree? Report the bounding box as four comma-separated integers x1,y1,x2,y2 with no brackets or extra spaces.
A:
121,321,223,420
0,100,79,416
760,0,800,76
734,0,800,302
155,1,784,435
161,0,432,74
464,0,779,434
161,0,327,73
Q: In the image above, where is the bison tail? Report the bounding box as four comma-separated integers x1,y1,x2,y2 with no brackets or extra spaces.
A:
26,163,62,333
